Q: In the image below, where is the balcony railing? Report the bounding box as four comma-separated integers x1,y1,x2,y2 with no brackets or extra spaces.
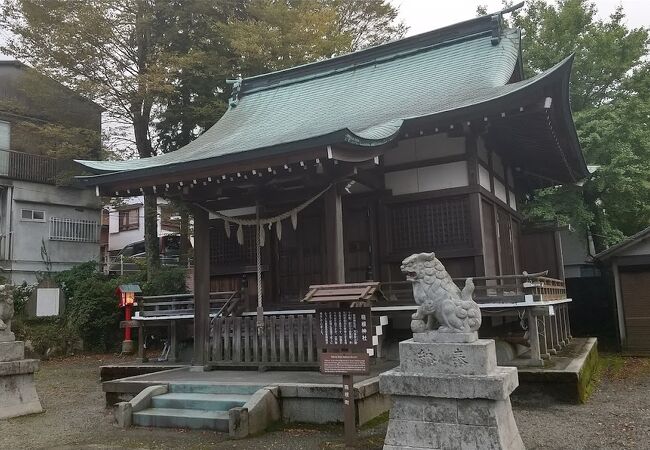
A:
0,149,66,184
381,271,567,305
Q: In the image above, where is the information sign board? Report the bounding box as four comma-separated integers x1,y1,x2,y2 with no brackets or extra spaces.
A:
320,352,370,375
316,307,372,350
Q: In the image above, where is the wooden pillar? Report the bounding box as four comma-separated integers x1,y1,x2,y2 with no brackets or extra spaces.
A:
553,309,563,349
526,309,543,366
538,314,550,359
564,304,573,340
545,315,557,354
168,321,177,363
137,323,147,362
557,305,567,346
466,133,485,277
324,187,345,283
192,206,211,367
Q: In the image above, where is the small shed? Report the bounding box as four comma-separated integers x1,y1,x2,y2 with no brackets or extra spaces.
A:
596,226,650,354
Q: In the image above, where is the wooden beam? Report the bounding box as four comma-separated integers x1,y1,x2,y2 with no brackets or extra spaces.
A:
192,205,211,367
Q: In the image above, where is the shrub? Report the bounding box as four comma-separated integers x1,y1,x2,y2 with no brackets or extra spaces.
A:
12,282,33,317
65,275,123,352
142,267,187,296
17,263,189,353
54,261,100,301
21,318,78,358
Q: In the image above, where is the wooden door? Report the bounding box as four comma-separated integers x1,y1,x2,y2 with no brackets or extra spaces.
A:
343,202,374,282
520,228,564,279
274,207,324,303
620,268,650,353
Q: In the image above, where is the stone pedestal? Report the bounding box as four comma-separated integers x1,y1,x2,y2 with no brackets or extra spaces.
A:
380,335,524,450
0,338,43,419
122,340,135,354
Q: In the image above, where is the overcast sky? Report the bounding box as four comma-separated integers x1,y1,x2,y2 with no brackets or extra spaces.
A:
391,0,649,35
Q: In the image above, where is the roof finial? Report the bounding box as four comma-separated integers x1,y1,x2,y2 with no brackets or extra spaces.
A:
226,76,243,107
491,14,502,45
490,1,525,45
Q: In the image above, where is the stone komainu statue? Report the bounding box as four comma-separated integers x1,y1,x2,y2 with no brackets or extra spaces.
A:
0,284,14,333
401,252,481,333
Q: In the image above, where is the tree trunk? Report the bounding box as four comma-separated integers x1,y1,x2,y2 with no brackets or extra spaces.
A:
144,194,160,279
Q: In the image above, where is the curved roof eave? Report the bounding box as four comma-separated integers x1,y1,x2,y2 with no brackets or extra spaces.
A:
555,56,589,180
76,55,583,189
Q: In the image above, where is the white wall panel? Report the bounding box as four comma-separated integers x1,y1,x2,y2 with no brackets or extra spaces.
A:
414,134,465,160
492,152,505,179
477,137,489,163
383,134,465,166
494,179,507,203
508,190,517,210
418,161,468,191
479,164,491,190
385,162,468,195
108,210,119,234
384,168,419,195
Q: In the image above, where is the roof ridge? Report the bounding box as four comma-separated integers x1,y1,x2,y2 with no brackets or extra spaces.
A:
239,14,502,94
240,28,517,98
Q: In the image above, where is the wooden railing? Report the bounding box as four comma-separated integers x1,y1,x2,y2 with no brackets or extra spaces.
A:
381,271,567,305
522,276,567,301
209,314,319,368
137,290,241,318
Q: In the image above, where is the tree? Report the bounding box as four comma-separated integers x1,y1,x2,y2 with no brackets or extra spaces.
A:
216,0,405,77
1,0,405,276
508,0,649,251
153,0,405,263
1,0,176,277
511,0,648,111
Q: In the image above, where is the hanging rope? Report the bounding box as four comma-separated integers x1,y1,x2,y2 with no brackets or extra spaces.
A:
193,183,333,237
256,205,263,331
193,184,334,333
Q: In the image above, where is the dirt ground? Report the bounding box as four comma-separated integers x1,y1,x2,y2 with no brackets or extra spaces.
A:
1,353,649,449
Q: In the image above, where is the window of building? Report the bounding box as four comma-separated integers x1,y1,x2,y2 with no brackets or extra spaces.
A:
387,196,472,253
119,208,139,231
0,121,10,151
21,209,45,222
49,217,99,243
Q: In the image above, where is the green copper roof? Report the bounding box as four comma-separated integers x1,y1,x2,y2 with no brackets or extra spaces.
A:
77,18,523,176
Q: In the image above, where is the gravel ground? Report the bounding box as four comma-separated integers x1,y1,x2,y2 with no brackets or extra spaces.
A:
0,354,649,449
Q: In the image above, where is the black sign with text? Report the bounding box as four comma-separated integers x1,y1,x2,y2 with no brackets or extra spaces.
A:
316,307,372,350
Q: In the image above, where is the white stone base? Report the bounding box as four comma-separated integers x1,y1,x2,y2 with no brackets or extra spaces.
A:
380,338,525,450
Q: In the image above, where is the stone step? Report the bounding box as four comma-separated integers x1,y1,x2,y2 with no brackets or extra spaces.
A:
132,407,230,431
151,392,249,411
169,383,262,395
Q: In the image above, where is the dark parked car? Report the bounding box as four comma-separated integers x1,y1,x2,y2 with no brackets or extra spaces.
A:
109,234,192,273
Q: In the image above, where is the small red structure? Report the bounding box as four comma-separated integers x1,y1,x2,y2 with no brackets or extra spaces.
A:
116,284,141,354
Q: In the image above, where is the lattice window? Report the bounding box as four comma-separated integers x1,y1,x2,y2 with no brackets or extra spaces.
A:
49,217,99,243
388,196,471,252
209,222,256,266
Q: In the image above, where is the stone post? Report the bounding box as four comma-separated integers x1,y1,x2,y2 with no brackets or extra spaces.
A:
0,285,43,419
385,252,525,449
379,331,525,449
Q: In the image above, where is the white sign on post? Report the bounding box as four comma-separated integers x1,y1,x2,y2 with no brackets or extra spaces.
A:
36,288,60,317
